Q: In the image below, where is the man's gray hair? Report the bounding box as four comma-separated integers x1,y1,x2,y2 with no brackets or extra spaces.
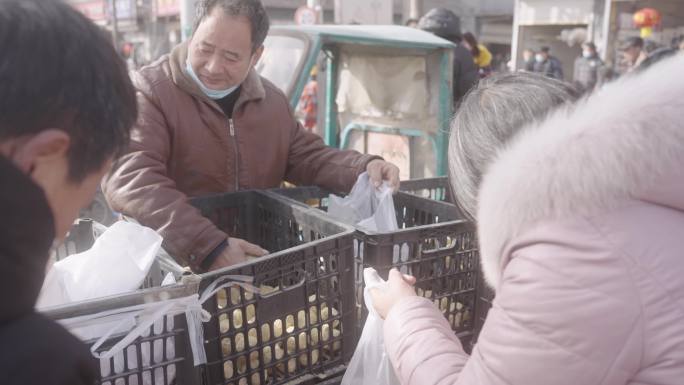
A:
448,72,581,220
195,0,270,52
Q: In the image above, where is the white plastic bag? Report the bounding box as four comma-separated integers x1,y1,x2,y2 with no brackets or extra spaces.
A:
37,221,162,309
341,268,399,385
329,172,407,266
328,172,398,232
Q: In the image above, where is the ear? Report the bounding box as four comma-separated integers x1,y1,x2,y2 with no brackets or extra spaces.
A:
13,130,71,176
251,45,265,67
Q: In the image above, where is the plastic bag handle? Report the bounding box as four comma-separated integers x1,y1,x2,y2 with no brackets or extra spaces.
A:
90,300,177,360
68,275,258,367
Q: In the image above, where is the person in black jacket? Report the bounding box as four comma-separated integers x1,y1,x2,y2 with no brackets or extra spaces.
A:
418,8,479,106
573,42,605,93
533,46,564,80
0,1,137,384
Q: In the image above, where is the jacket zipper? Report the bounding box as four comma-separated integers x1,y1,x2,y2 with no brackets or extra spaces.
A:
229,118,239,191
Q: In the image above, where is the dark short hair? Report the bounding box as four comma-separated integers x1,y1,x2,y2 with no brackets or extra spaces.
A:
418,8,462,42
463,32,481,57
195,0,270,52
540,46,551,53
582,42,597,51
622,36,644,50
0,0,137,182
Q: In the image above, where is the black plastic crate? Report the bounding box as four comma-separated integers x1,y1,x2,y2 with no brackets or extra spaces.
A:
401,178,495,346
45,283,200,385
400,177,453,203
191,191,356,385
267,187,481,347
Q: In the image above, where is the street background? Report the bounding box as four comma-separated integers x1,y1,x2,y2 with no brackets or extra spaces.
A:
67,0,684,79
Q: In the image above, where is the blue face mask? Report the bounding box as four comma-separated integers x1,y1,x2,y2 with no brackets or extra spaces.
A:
185,58,238,100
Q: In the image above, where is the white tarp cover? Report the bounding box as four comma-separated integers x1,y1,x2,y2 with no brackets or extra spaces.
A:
336,52,429,122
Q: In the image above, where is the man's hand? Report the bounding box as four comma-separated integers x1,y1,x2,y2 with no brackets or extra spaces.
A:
370,268,417,319
366,159,400,192
209,237,268,271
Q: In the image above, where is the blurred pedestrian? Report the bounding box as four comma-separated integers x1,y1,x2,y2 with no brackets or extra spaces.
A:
533,46,564,80
620,36,678,74
0,0,137,384
573,42,605,93
522,48,535,71
492,52,510,73
463,32,492,78
418,8,478,105
298,66,318,132
621,36,646,72
637,46,678,72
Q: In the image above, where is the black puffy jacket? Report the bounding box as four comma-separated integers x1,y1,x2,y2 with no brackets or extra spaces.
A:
451,44,479,105
419,8,479,105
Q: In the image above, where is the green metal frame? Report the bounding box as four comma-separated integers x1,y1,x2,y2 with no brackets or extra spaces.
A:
436,50,453,176
319,34,449,50
281,29,454,177
339,123,439,157
324,47,338,148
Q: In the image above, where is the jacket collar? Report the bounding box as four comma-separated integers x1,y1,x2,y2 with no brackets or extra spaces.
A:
169,41,266,114
0,155,54,322
476,54,684,290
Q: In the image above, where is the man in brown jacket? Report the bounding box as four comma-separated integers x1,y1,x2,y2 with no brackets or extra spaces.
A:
103,0,399,272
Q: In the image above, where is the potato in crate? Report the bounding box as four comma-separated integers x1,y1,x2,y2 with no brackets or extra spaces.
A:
191,191,356,385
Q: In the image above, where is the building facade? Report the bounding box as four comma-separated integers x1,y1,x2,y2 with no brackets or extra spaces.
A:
66,0,515,68
510,0,684,77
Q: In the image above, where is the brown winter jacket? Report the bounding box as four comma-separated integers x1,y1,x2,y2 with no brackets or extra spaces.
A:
103,42,377,270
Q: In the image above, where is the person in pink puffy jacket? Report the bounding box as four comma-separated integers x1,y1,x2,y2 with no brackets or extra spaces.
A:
371,54,684,385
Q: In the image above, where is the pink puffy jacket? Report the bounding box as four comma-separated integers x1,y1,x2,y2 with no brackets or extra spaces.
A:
384,55,684,385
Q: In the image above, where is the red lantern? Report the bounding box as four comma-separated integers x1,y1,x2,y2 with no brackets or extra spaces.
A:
633,8,661,37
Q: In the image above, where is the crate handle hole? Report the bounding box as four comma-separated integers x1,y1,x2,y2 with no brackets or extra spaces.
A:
259,269,307,299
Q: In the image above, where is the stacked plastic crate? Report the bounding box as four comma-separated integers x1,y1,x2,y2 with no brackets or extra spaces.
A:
269,186,482,350
400,177,494,346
